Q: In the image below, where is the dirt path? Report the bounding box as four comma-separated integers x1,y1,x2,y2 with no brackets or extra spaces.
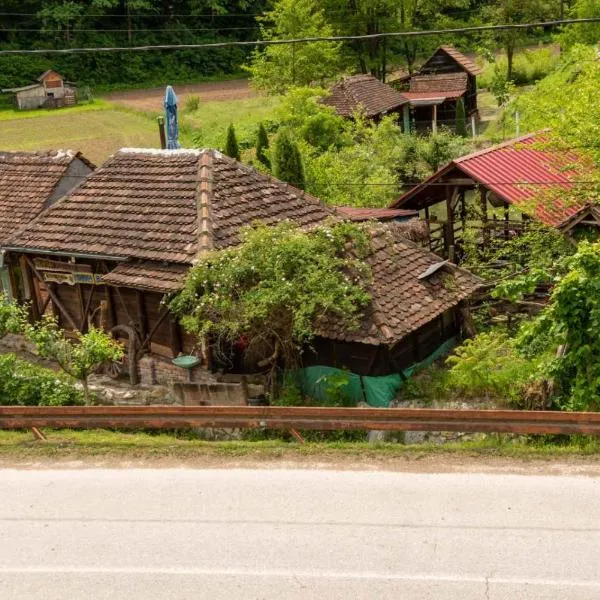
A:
105,79,254,111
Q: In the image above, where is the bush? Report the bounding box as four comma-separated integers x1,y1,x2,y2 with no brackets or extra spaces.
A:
185,95,200,112
0,354,85,406
479,47,558,88
446,331,541,404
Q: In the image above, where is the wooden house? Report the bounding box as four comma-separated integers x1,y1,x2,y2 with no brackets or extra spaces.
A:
400,46,482,133
6,148,481,391
0,150,94,297
322,74,408,121
391,133,600,262
2,70,76,110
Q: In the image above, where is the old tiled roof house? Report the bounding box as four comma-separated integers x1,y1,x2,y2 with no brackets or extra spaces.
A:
322,74,408,120
0,150,94,296
7,148,480,389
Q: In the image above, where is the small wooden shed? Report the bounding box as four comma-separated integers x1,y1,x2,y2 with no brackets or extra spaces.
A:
2,70,76,110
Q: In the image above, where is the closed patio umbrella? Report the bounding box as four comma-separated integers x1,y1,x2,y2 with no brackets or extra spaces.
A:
164,85,180,150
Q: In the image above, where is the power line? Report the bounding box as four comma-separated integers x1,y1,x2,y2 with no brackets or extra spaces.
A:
0,27,257,33
0,17,598,55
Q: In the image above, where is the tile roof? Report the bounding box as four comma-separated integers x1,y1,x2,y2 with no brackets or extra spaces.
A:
322,74,407,118
409,72,467,94
317,224,482,346
7,148,335,264
102,261,189,293
393,133,595,228
436,46,483,76
336,207,418,222
0,150,93,245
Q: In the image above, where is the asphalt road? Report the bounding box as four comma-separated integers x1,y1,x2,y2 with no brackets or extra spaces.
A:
1,467,599,599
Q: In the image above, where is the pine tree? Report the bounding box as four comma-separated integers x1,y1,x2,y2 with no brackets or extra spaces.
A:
273,130,305,190
455,97,468,138
224,124,241,161
256,122,271,169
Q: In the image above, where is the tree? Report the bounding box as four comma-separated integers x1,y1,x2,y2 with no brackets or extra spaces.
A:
25,317,124,404
273,130,305,189
224,124,241,161
518,242,600,411
170,221,371,395
245,0,343,93
557,0,600,48
455,97,467,137
255,122,271,169
483,0,558,80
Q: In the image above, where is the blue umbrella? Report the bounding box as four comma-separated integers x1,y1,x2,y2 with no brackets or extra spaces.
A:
164,85,180,150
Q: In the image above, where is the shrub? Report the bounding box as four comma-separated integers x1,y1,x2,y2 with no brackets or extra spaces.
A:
224,123,241,161
0,354,84,406
446,331,541,404
273,129,305,189
185,95,200,112
255,122,271,169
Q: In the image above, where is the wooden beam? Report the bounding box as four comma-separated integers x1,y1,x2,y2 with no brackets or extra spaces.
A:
136,290,147,341
479,187,489,246
135,306,170,360
76,284,86,331
19,256,40,321
169,316,183,357
81,285,96,332
25,257,78,330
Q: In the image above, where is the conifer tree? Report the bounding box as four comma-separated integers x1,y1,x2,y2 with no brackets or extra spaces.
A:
224,124,241,161
273,130,305,190
256,122,271,169
455,97,468,138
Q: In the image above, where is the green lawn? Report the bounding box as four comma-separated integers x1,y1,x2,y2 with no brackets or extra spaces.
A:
0,95,280,165
181,95,281,150
0,105,159,165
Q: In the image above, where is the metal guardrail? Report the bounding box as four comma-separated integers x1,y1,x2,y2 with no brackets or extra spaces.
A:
1,406,600,436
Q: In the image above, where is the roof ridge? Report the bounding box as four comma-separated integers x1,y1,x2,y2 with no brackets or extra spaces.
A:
455,131,549,164
195,152,214,261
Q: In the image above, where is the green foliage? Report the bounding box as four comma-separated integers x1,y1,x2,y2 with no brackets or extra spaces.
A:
0,354,84,406
25,317,124,403
497,45,600,166
455,97,467,137
224,123,241,161
479,47,558,89
273,129,305,189
171,220,371,368
557,0,600,49
245,0,342,94
446,330,542,403
0,296,28,338
185,95,200,112
488,64,513,107
255,122,271,169
518,242,600,411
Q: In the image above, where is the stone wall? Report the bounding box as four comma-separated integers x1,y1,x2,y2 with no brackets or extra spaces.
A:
138,355,215,386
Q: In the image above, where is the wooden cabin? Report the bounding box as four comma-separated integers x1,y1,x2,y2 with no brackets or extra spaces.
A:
5,148,482,392
391,133,600,262
0,150,94,297
2,70,76,110
400,46,482,133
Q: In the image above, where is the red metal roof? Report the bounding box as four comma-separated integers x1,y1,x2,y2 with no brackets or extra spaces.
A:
393,133,594,228
401,90,465,103
336,206,418,222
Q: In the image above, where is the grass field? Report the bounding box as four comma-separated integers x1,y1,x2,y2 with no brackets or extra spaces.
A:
182,95,281,150
0,93,279,164
0,103,159,165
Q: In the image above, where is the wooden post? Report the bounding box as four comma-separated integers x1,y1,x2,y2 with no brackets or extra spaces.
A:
402,104,411,134
169,316,183,357
504,202,510,241
432,104,438,134
19,256,40,321
136,290,147,341
479,187,489,246
445,185,456,262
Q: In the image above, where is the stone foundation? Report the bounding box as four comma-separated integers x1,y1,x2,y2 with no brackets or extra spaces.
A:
138,355,215,386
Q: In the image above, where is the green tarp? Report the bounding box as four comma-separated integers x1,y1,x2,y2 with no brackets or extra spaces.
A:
298,337,458,408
